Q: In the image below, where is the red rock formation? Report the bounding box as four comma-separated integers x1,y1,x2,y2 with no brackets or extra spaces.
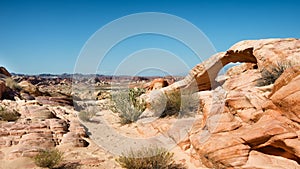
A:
0,81,6,99
146,78,169,92
0,67,11,77
141,38,300,168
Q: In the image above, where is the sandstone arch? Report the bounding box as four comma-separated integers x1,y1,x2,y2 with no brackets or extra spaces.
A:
163,47,257,95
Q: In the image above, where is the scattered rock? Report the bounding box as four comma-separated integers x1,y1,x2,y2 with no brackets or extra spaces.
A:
18,81,42,97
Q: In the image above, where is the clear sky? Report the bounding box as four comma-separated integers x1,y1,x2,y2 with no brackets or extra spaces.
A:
0,0,299,75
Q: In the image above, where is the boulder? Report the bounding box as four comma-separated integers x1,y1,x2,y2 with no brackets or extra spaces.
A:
61,133,89,147
146,78,169,91
0,67,11,77
0,81,6,99
21,105,56,120
18,81,42,97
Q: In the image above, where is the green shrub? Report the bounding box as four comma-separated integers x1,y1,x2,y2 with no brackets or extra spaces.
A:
78,111,96,122
0,106,20,121
257,62,292,86
34,149,64,169
116,146,186,169
5,78,22,91
110,88,146,124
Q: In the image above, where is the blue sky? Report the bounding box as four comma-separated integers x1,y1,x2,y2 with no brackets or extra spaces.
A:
0,0,299,75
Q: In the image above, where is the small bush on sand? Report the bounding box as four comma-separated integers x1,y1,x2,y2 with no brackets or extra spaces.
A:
34,149,64,169
110,88,146,124
160,91,181,117
0,106,20,121
161,91,198,118
116,146,186,169
257,62,292,86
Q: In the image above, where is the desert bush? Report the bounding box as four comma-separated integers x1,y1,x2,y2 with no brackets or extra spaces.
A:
257,62,292,86
0,106,20,121
116,146,186,169
110,88,146,124
179,93,199,117
34,149,64,169
5,78,22,91
161,91,198,118
161,91,181,117
78,111,96,122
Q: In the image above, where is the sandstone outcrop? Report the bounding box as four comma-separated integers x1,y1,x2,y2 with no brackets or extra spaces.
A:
0,81,6,99
0,67,11,77
18,81,43,97
0,100,91,167
146,78,169,91
139,38,300,168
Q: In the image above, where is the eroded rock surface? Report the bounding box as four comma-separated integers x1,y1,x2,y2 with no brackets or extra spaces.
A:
140,38,300,168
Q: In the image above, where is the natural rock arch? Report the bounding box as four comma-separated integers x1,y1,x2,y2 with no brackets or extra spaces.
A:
140,48,258,118
164,47,257,94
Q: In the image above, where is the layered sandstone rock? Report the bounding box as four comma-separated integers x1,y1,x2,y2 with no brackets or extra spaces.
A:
142,38,300,119
140,38,300,168
0,101,90,163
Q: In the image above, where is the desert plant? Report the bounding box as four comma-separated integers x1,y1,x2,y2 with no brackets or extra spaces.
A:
5,78,22,91
116,146,186,169
34,149,64,169
0,106,20,121
257,62,292,86
110,88,146,124
161,90,181,117
179,93,199,117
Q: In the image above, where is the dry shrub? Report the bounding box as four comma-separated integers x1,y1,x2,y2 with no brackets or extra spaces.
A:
116,146,186,169
110,88,146,124
0,106,20,121
257,62,292,86
34,149,64,169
